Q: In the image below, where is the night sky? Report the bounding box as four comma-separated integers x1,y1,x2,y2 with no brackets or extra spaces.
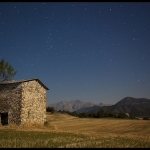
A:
1,2,150,105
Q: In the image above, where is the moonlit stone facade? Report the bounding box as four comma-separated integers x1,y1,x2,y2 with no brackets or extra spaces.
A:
0,78,49,125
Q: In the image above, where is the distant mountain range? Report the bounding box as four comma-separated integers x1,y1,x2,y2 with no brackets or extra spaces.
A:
48,97,150,118
48,100,111,113
97,97,150,118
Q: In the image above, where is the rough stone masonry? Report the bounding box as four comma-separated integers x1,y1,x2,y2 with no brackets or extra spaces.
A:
0,78,49,125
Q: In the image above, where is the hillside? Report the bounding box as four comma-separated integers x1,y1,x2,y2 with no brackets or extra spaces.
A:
98,97,150,117
48,97,150,118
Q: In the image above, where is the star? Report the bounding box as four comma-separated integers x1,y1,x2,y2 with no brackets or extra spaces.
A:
1,2,150,105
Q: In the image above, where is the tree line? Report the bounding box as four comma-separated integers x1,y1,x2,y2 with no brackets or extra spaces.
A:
46,106,142,119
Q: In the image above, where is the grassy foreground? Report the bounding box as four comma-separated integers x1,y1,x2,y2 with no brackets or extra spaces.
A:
0,112,150,148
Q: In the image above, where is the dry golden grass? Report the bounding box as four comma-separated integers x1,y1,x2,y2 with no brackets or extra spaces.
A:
0,112,150,147
0,112,150,136
46,112,150,136
0,119,56,132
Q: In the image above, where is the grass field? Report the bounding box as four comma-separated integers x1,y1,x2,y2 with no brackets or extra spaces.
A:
0,112,150,148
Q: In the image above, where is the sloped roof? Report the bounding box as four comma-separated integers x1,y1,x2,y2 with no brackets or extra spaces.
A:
0,78,49,90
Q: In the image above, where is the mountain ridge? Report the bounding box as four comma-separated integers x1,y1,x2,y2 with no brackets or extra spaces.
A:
48,100,110,112
98,97,150,117
48,97,150,117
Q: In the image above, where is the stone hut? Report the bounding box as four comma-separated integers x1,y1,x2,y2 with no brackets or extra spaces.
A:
0,78,49,126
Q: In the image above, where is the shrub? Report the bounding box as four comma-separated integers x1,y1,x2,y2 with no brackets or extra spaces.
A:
130,116,136,119
44,121,49,126
117,113,129,118
97,109,105,118
46,107,55,113
143,117,149,120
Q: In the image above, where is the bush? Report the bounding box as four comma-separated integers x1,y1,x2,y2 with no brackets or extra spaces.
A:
130,116,136,119
88,112,96,118
46,107,55,113
143,117,149,120
44,121,49,126
78,112,88,118
117,113,129,118
97,109,105,118
70,111,78,117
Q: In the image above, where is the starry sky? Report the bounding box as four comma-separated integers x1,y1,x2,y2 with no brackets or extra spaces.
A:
1,2,150,105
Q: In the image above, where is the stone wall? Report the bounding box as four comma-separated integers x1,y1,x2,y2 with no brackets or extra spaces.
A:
0,80,47,125
21,80,46,125
0,83,22,125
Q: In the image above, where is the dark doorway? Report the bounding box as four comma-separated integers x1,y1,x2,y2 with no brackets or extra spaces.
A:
0,112,8,125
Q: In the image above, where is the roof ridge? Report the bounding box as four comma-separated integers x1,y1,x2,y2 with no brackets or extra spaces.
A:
0,78,49,90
